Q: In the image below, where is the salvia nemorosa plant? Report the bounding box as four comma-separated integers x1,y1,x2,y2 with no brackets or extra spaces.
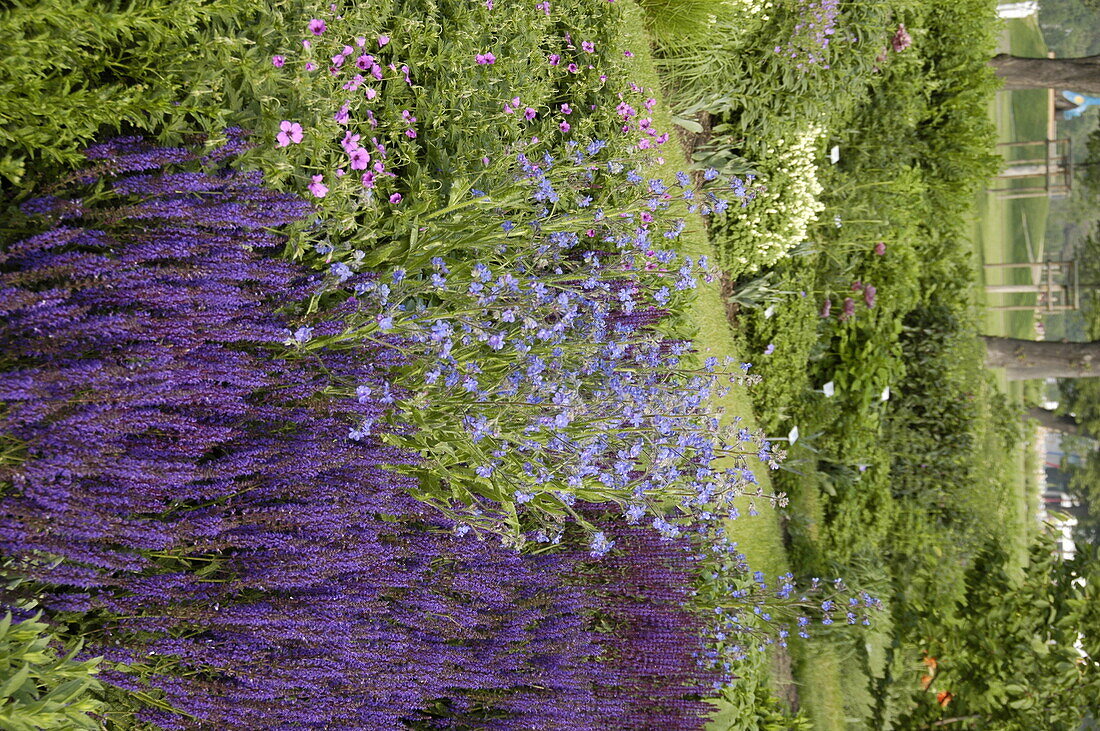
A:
0,132,722,728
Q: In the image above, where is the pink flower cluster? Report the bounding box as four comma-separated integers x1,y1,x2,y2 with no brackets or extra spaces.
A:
269,18,414,200
891,24,912,52
822,281,878,322
611,88,669,150
270,14,671,208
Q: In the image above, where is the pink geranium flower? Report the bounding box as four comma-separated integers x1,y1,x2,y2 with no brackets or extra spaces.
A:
341,131,360,152
582,41,595,53
272,55,286,67
276,121,303,147
349,148,371,170
308,18,326,35
476,52,496,65
308,174,328,198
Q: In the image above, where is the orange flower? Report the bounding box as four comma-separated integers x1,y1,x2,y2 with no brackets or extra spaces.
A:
922,656,938,671
937,691,953,707
920,674,934,690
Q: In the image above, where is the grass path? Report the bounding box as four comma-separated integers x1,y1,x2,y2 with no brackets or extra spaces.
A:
620,4,847,726
973,14,1048,566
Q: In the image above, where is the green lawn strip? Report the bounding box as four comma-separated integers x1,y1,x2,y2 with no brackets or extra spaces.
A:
620,4,845,724
975,17,1047,559
979,17,1050,337
618,1,788,576
1003,15,1050,340
791,646,848,730
982,14,1048,566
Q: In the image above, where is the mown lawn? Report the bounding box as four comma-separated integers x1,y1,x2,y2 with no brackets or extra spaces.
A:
619,7,840,724
973,13,1050,559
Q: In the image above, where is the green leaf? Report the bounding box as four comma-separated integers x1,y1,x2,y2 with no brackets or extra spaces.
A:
672,116,703,134
40,677,94,706
0,663,31,700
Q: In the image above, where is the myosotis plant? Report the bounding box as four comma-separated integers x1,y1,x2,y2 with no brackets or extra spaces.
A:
288,138,784,553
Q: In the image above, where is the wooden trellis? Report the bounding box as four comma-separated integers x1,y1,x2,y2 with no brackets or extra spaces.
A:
988,138,1073,200
983,259,1080,312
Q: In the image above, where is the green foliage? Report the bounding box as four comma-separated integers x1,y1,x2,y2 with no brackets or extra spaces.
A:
634,0,743,51
708,648,811,731
725,258,819,425
657,0,1013,725
917,0,1002,226
726,0,1003,557
897,537,1100,730
0,0,282,191
0,612,104,730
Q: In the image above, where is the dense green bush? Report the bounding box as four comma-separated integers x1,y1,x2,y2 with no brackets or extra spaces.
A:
0,0,285,191
896,538,1100,730
653,0,1014,724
